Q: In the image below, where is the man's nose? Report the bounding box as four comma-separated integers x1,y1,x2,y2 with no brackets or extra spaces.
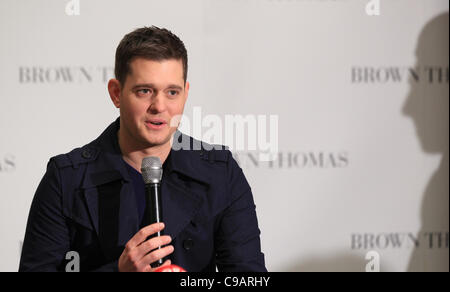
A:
148,92,166,113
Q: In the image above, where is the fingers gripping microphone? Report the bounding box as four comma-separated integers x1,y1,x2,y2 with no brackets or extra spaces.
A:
141,156,164,267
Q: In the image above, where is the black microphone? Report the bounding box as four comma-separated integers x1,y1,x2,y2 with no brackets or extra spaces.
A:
141,156,164,267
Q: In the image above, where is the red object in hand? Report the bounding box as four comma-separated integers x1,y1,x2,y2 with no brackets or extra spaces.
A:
154,264,187,272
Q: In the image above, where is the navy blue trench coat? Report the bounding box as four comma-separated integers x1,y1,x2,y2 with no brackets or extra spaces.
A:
19,118,266,272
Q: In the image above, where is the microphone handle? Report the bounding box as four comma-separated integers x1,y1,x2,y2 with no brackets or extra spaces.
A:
146,182,164,267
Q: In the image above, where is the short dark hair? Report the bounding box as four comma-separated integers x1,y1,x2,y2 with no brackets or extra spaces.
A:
114,26,188,86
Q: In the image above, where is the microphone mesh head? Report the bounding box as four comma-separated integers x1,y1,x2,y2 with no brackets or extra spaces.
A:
141,156,163,184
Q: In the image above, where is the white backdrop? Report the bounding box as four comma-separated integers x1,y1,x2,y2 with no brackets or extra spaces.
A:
0,0,448,272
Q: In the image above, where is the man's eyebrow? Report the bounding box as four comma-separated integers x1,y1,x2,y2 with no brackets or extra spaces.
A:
166,84,184,91
132,83,183,91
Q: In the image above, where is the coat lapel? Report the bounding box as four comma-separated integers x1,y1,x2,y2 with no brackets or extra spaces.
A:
80,120,140,260
161,133,212,240
161,173,204,240
82,158,140,261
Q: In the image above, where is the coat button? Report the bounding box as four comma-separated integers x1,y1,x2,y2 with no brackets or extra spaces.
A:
183,238,194,251
82,149,92,159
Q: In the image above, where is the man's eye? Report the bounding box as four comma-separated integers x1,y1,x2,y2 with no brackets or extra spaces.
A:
137,89,152,96
168,90,179,96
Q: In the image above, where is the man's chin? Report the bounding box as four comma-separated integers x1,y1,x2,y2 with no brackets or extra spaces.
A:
140,126,176,147
142,134,171,148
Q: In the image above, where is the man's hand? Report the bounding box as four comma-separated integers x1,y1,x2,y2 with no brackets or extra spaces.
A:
118,222,174,272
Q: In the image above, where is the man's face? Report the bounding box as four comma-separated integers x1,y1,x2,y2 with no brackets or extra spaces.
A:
117,58,188,148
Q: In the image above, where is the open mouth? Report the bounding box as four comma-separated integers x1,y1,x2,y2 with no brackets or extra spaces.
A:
145,119,167,130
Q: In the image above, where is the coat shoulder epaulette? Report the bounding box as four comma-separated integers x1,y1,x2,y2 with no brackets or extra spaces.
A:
199,147,230,164
197,140,231,164
50,145,100,169
175,131,231,164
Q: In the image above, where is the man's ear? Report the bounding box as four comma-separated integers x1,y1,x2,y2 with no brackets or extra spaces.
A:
108,79,122,108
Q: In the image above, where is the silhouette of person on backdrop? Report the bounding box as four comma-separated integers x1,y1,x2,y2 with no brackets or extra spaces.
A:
403,12,449,272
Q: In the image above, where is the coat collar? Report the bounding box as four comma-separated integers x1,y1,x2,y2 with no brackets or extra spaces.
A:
84,117,210,187
80,118,209,259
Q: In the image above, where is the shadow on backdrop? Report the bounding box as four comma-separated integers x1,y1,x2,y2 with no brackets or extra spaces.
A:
285,12,449,273
403,12,449,272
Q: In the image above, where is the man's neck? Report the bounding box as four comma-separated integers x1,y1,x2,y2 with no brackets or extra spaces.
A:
118,128,172,173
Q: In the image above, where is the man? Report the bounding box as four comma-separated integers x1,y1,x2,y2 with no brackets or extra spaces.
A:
19,26,266,272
